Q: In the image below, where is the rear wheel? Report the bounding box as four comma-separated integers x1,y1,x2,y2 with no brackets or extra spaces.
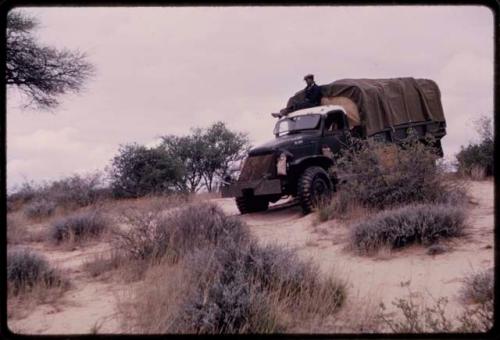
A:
235,196,269,214
297,166,333,214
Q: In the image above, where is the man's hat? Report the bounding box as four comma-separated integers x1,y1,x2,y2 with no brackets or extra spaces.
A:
304,74,314,80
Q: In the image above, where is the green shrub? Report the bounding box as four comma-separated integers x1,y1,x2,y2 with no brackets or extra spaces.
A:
109,144,185,198
330,136,466,212
456,116,494,178
23,199,56,219
456,141,493,178
51,211,109,243
7,248,66,295
350,203,466,254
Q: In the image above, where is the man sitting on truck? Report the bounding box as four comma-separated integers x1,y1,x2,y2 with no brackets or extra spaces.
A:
271,74,323,118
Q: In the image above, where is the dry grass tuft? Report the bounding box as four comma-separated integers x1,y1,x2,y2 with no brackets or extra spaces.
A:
7,247,70,319
460,268,494,305
82,250,127,279
316,191,371,223
113,201,249,263
378,285,493,333
50,210,110,244
7,248,67,295
350,203,466,255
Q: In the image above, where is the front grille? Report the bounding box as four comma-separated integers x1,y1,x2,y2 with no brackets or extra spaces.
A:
239,154,276,181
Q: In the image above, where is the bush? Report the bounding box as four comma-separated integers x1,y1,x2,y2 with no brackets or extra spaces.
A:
172,243,281,333
379,288,493,333
45,173,110,208
350,204,466,254
139,239,344,333
23,199,56,219
456,141,493,178
109,144,185,198
7,182,37,209
330,136,466,212
114,202,250,262
7,248,66,295
120,202,345,333
461,268,494,304
7,215,26,244
51,211,109,243
456,116,494,178
9,173,110,212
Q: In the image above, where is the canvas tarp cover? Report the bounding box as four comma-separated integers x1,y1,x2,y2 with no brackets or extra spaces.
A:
285,77,445,136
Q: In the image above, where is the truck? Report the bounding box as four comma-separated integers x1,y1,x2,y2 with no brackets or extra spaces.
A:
221,77,447,214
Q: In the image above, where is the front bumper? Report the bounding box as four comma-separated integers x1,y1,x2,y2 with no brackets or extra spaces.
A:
221,179,282,198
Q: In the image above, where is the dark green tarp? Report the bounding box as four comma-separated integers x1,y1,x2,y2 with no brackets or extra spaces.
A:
285,77,446,137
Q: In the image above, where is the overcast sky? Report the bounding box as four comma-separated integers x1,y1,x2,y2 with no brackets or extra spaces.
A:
6,5,494,190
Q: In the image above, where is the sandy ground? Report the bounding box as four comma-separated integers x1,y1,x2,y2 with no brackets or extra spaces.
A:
7,180,494,334
214,180,495,323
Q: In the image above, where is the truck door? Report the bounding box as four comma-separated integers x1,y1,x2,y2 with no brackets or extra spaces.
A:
321,110,350,156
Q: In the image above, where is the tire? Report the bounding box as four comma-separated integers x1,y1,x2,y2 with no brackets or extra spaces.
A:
297,166,333,214
235,196,269,214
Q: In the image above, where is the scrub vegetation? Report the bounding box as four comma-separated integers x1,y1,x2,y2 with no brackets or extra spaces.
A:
317,135,469,255
106,202,346,333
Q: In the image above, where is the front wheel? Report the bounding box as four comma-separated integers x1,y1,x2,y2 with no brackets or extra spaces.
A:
235,196,269,214
297,166,333,214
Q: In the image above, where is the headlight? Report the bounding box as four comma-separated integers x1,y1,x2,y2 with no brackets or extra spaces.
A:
277,153,287,176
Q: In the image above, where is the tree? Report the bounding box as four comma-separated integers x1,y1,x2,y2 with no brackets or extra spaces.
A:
109,144,184,198
161,133,206,193
200,122,250,192
6,10,94,109
161,122,249,193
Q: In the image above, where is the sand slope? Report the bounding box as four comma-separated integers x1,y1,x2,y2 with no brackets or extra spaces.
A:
7,180,494,334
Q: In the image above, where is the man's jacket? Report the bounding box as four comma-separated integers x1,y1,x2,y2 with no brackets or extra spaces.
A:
304,83,322,106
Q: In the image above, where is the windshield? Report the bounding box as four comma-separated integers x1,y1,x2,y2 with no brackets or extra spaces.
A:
274,114,321,136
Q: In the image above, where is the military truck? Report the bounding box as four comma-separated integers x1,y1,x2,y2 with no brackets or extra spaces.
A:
221,77,447,214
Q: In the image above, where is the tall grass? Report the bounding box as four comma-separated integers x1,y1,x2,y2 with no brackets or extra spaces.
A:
113,202,249,263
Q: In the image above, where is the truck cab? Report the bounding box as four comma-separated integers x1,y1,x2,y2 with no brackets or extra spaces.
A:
221,105,353,214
